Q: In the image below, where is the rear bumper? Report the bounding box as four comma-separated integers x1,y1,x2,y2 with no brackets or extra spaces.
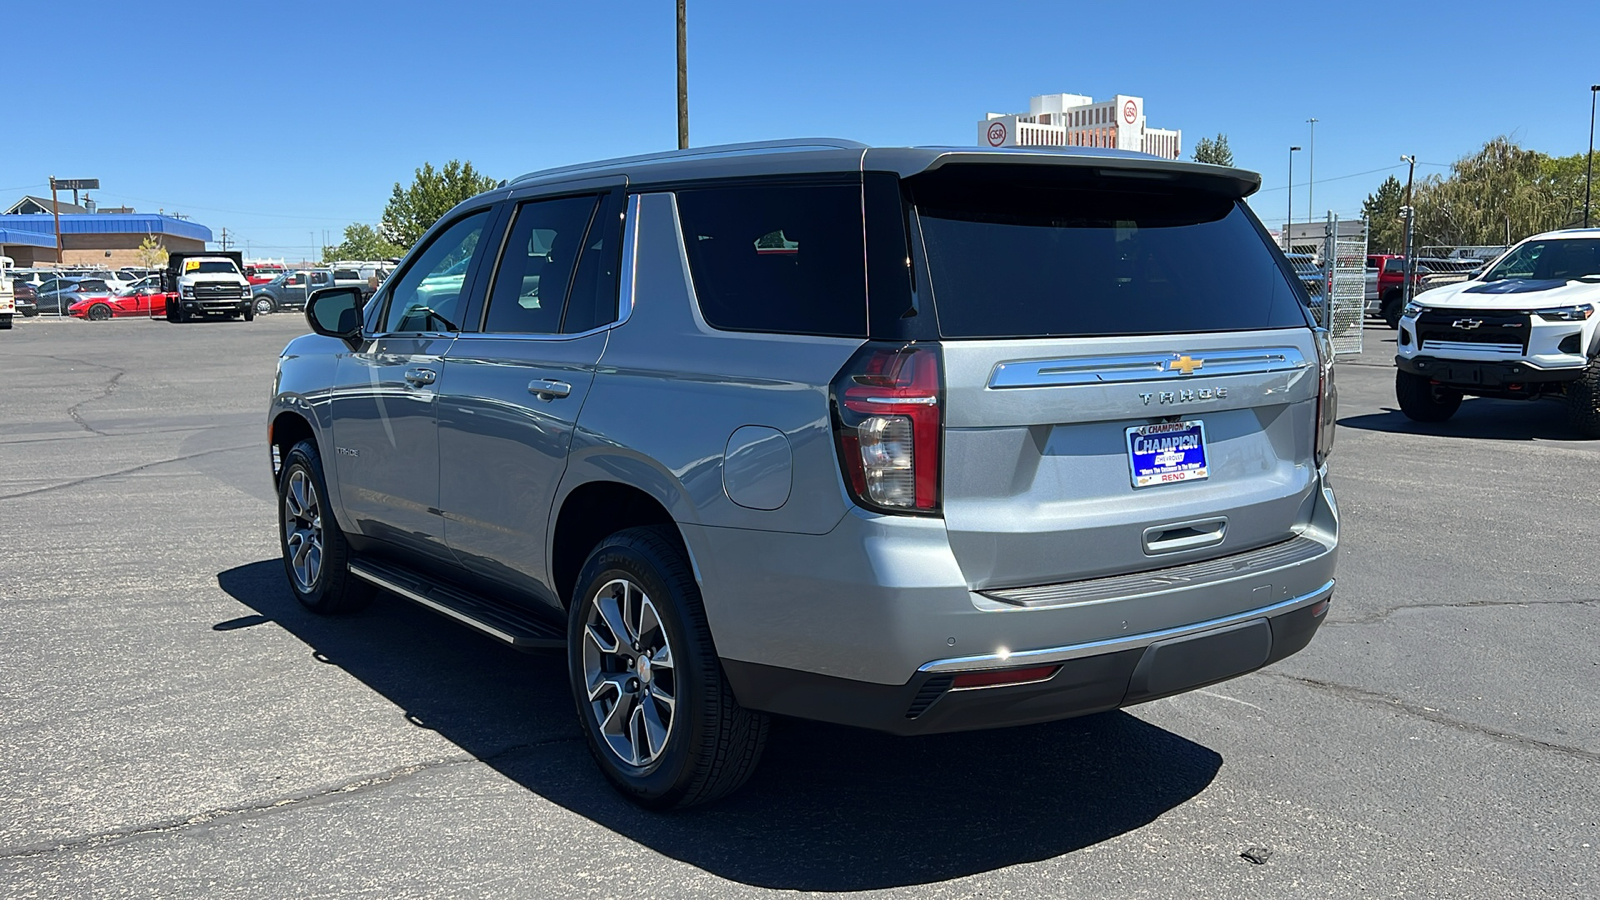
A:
723,582,1330,736
686,472,1338,731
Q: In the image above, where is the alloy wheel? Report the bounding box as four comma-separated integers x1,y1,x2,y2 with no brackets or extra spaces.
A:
282,468,324,592
581,577,678,768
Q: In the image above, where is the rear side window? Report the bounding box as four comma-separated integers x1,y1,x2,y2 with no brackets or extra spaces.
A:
910,169,1308,338
676,183,866,337
1383,258,1407,274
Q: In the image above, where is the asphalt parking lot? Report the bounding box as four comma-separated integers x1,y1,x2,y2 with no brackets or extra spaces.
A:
2,313,1597,898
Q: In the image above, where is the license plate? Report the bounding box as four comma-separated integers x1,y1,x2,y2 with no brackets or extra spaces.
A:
1127,421,1209,488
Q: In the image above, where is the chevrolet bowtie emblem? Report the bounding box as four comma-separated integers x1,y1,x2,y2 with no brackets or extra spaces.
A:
1168,355,1205,375
1452,318,1483,330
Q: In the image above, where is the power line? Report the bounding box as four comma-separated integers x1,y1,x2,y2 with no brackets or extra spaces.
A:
1256,163,1406,193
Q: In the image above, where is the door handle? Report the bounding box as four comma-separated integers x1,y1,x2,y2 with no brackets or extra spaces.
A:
403,367,437,386
528,379,572,401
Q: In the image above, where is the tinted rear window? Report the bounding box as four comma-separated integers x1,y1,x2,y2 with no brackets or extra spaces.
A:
675,183,866,338
911,172,1308,338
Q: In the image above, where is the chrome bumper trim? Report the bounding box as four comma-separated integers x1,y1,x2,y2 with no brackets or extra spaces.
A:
918,579,1335,675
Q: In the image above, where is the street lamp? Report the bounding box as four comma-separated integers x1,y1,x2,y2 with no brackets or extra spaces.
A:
1586,85,1598,228
1306,118,1318,224
1287,146,1302,249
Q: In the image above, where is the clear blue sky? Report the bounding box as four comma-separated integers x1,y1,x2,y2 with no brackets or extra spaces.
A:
5,0,1596,258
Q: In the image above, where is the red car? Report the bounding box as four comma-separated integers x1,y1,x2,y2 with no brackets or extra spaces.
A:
69,286,173,320
244,264,288,286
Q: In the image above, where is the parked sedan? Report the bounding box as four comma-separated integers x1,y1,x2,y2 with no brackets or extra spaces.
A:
36,279,114,315
69,285,171,320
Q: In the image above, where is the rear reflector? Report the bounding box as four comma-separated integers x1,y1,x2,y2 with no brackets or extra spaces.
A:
950,665,1061,690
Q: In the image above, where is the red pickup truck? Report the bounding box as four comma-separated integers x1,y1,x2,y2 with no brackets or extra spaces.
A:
1364,254,1414,328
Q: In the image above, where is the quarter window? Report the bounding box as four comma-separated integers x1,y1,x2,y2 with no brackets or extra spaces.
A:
675,183,866,337
382,211,491,333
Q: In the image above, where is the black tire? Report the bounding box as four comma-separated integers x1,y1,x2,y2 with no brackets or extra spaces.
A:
1382,292,1403,330
254,296,275,315
0,314,11,329
568,526,768,809
1396,369,1462,423
169,304,185,323
243,306,255,322
277,440,372,614
1566,359,1600,438
87,303,112,321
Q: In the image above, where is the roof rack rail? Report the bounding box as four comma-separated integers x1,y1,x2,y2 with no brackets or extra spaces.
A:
507,138,867,187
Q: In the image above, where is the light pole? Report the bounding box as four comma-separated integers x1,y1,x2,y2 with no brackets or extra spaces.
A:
1586,85,1598,228
1306,118,1318,224
1401,155,1416,306
677,0,688,150
1287,146,1301,249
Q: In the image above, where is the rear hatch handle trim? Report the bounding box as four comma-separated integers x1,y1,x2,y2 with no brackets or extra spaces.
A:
1143,517,1227,555
988,347,1309,389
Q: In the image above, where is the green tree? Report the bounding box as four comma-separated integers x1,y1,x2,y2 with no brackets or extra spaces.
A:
1361,175,1406,253
381,160,498,250
323,223,403,262
1411,136,1570,249
1191,133,1234,167
135,234,168,269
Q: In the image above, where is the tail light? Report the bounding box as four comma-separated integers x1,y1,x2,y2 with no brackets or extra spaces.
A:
1314,329,1337,467
830,342,942,514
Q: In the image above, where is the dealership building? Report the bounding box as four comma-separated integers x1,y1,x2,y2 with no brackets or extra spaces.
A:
978,93,1182,160
0,197,212,268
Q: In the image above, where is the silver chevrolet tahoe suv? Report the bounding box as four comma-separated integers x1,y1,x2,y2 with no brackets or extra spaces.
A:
269,139,1340,808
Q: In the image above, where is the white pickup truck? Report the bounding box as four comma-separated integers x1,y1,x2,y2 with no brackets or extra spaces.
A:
164,252,255,323
1395,229,1600,434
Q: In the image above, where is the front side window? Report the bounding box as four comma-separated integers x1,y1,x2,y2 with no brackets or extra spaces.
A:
382,211,490,333
675,183,866,337
483,195,599,334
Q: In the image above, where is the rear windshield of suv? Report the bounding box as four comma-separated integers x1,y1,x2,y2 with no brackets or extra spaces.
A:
910,170,1308,338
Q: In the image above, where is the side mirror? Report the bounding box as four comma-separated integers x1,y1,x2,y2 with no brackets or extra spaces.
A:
306,287,366,350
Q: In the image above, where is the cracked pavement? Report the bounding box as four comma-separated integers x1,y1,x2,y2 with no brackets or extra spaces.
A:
1,316,1596,898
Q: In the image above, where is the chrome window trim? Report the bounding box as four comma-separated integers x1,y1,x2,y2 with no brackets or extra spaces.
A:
918,579,1335,675
449,193,639,344
988,346,1310,389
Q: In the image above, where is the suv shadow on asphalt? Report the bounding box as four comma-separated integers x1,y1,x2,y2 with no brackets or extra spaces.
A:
217,559,1221,891
1338,401,1590,442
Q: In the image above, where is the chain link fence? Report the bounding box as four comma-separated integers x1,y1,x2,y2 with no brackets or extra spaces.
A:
1285,217,1367,356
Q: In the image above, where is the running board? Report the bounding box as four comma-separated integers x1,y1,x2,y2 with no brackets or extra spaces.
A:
348,559,565,650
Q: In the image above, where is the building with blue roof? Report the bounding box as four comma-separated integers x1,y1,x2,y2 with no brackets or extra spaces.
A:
0,201,212,268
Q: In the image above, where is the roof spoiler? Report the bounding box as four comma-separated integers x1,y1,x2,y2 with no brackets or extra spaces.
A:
878,148,1262,199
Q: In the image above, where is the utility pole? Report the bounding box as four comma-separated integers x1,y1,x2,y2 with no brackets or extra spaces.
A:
676,0,688,149
1287,146,1301,250
220,228,230,251
1586,85,1598,228
1401,155,1416,307
49,176,64,264
1306,118,1318,224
